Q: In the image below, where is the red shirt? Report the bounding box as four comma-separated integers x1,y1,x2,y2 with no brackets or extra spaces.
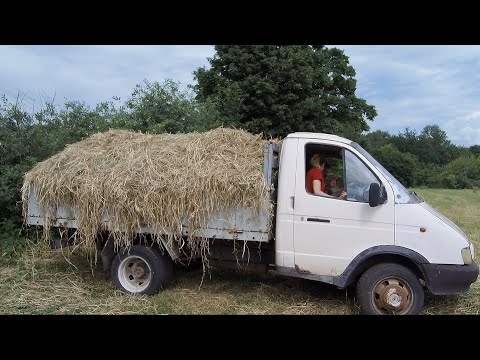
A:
306,168,325,194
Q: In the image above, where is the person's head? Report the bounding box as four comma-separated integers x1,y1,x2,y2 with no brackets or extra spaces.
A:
310,154,325,170
324,163,331,175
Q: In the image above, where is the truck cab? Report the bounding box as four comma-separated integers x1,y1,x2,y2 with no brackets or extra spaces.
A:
274,132,478,314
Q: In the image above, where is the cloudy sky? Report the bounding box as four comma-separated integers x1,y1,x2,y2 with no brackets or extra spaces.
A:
1,45,480,146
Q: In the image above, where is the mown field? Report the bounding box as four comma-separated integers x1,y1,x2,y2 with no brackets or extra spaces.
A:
1,188,479,315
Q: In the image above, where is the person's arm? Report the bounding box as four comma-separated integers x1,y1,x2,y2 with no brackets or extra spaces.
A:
313,180,336,198
313,180,347,199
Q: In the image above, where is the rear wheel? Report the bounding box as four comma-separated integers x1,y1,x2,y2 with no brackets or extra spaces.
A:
356,263,424,315
112,245,173,296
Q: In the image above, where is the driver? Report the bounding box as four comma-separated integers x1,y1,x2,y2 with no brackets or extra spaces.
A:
307,154,347,199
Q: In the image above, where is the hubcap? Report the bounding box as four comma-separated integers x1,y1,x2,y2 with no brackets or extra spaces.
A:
372,277,413,315
118,255,152,294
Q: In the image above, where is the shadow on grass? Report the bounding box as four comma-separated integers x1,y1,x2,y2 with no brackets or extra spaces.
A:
164,266,359,315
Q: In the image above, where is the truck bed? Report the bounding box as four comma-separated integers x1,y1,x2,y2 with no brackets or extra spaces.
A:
27,143,280,243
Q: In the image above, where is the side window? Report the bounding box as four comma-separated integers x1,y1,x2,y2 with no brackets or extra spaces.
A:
304,143,344,199
345,150,380,203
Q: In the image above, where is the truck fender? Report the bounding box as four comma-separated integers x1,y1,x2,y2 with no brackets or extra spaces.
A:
333,245,429,289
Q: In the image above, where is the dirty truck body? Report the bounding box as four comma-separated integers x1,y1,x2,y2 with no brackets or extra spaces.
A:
27,132,479,315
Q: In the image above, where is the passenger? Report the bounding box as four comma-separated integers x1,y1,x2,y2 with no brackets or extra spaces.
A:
323,163,342,196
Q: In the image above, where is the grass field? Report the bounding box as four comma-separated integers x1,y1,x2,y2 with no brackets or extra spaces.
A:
1,188,479,315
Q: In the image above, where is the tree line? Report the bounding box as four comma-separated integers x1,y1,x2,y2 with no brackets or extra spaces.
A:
351,126,480,190
1,45,478,241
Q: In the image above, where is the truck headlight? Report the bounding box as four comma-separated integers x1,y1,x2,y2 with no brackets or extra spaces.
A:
462,247,473,265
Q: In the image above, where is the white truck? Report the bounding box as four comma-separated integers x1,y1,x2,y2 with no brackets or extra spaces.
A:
26,132,479,315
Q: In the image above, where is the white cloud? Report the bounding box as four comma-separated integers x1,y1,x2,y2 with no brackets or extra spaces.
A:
0,45,215,106
445,111,480,145
2,45,480,146
334,45,480,146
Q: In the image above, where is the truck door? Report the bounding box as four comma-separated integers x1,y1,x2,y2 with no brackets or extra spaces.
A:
293,139,395,276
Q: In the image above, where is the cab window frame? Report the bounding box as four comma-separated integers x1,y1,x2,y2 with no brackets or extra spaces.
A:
304,142,345,201
304,143,387,204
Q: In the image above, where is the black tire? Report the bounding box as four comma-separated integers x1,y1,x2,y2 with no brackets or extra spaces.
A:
356,263,424,315
111,245,174,296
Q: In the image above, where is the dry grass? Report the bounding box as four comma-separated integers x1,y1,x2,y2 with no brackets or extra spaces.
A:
0,242,355,315
1,188,478,315
0,245,159,315
414,188,480,315
21,128,275,264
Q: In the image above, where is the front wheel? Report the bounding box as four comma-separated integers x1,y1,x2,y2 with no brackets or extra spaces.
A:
356,263,424,315
111,245,174,296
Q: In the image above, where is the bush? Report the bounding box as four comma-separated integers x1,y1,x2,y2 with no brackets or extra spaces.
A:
0,219,26,258
370,144,419,187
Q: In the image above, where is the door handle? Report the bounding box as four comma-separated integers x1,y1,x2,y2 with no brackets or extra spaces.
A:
307,218,330,223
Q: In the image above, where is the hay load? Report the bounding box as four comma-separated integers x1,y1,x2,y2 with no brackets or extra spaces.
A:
21,127,274,261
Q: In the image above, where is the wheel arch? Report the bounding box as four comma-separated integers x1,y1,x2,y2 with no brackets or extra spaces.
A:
334,245,429,289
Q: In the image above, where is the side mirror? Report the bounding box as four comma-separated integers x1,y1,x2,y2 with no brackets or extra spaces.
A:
369,183,381,207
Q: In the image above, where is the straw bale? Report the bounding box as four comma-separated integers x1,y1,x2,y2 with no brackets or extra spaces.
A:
22,128,275,265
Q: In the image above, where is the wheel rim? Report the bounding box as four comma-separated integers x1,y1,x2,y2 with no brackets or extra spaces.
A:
372,276,414,315
118,255,152,294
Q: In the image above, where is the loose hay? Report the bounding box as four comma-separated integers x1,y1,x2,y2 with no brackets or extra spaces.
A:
21,128,277,268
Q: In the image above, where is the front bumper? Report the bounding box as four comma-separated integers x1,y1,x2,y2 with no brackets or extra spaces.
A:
422,262,479,295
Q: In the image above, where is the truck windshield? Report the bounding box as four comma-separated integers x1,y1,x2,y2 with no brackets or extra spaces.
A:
351,142,423,204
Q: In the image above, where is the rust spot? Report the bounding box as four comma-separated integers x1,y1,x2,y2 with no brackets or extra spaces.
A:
420,227,427,233
228,229,244,234
295,264,312,275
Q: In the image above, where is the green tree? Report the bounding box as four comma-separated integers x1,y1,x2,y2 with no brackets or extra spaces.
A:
194,45,377,138
0,97,42,222
443,156,480,188
415,163,443,188
391,128,419,156
452,145,472,159
469,145,480,157
126,79,222,134
363,130,392,151
416,125,456,165
371,144,418,187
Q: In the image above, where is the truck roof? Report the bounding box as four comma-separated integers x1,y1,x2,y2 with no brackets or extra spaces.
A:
286,132,353,145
